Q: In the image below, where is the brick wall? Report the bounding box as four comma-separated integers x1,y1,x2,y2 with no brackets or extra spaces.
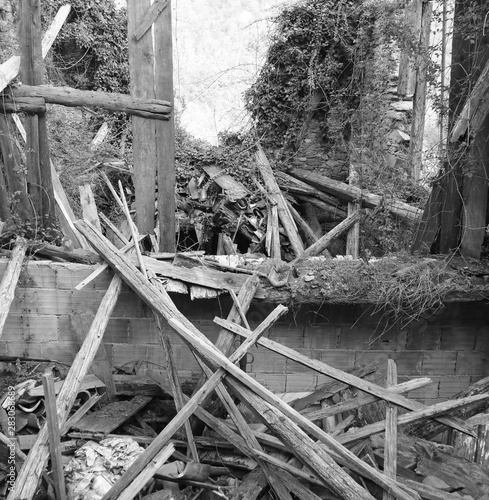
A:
1,260,488,404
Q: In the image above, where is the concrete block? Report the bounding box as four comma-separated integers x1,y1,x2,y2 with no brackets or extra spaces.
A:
456,351,487,376
15,289,73,315
405,325,441,350
285,372,317,392
286,349,315,373
0,341,8,355
128,318,158,344
303,325,339,350
438,376,472,399
254,373,286,393
337,325,372,349
248,347,286,374
111,343,149,369
367,328,408,351
440,326,477,351
3,315,58,342
422,351,457,375
6,341,43,359
17,262,57,288
112,292,151,318
42,341,78,363
319,350,356,371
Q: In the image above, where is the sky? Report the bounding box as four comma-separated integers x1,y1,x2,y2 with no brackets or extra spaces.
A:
117,0,289,144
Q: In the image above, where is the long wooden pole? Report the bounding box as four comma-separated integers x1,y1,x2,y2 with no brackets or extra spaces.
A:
155,0,176,251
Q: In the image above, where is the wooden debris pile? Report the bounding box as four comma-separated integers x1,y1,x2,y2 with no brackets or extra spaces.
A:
1,225,489,500
169,145,423,260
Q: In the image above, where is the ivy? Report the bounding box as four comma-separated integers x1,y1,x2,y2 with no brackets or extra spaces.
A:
42,0,129,94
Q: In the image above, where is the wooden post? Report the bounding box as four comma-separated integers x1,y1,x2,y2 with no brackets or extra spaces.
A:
155,0,176,251
383,359,398,500
0,115,31,221
42,371,67,500
128,0,158,235
410,1,433,181
19,0,55,231
346,145,362,258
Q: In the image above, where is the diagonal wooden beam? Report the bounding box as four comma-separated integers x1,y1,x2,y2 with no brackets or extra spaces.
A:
215,317,475,437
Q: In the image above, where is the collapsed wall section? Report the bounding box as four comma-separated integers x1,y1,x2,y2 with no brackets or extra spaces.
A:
0,260,487,405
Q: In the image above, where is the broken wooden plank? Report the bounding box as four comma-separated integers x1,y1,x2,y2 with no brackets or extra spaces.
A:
383,359,398,500
338,394,488,446
202,165,250,202
256,146,304,257
10,85,172,120
291,210,363,263
79,184,102,233
289,168,422,221
216,318,475,437
118,443,174,500
42,371,67,500
0,237,27,339
8,275,123,500
451,56,489,142
302,378,431,422
74,395,152,433
61,393,104,435
407,374,489,439
0,4,71,92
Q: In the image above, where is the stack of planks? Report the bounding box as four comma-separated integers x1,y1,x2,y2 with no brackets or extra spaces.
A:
3,220,489,500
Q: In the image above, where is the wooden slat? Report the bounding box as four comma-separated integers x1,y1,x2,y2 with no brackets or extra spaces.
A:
0,237,27,339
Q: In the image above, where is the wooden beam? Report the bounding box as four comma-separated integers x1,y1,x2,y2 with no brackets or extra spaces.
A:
128,0,158,235
42,371,67,500
337,393,488,445
7,275,123,500
292,210,362,263
256,146,304,257
19,0,55,231
383,359,398,500
10,85,171,120
155,0,176,251
216,318,474,437
0,237,27,339
0,96,46,114
289,168,422,221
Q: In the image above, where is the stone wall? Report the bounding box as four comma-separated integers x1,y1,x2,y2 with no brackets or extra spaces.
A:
1,260,487,404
